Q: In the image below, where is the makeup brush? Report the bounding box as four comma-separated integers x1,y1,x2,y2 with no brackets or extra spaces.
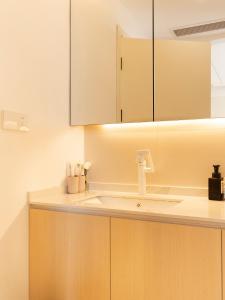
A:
84,161,92,176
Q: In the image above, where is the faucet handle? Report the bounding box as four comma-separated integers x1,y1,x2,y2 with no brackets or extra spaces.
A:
145,167,153,173
136,150,149,163
136,150,155,173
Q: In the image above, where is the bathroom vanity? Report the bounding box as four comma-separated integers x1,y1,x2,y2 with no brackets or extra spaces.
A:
29,191,225,300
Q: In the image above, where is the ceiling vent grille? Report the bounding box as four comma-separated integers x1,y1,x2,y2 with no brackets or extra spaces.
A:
174,20,225,37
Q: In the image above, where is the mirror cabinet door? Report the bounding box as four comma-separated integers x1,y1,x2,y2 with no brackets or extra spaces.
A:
117,1,153,123
70,0,153,125
71,0,117,125
154,0,225,121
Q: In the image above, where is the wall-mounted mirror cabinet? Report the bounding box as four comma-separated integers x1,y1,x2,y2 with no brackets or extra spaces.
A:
70,0,225,125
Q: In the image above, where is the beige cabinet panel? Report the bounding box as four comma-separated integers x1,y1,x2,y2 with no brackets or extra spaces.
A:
118,37,153,123
71,0,117,125
29,209,110,300
155,40,211,121
112,218,221,300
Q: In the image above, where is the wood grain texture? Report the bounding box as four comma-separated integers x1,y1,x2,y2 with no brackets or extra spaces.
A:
29,209,110,300
111,218,221,300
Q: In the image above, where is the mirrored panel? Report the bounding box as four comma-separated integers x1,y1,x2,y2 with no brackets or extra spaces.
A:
116,0,153,123
70,0,153,125
154,0,225,121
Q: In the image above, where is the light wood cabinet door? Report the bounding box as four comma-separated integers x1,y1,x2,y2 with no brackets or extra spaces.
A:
111,218,221,300
29,209,110,300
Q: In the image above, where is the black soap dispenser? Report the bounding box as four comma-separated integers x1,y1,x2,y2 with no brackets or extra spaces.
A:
208,165,224,201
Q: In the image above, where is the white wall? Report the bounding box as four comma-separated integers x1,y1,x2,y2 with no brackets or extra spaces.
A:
0,0,84,299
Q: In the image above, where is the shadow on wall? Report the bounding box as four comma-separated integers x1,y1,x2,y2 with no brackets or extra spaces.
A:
0,204,28,300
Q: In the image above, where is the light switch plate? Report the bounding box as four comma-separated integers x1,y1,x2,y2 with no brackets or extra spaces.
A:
2,111,29,132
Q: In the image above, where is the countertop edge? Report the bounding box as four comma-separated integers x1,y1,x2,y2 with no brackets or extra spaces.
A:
29,202,225,229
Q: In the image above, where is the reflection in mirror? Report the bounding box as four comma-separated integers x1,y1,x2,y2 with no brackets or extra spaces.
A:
154,0,225,121
117,0,153,123
71,0,153,125
212,39,225,117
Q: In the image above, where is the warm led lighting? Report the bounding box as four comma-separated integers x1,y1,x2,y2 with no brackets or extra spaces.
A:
103,122,156,129
102,118,225,129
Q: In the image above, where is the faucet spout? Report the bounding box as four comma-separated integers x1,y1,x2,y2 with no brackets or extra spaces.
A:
136,150,154,195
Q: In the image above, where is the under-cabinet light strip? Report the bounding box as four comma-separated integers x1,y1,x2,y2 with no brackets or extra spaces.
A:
102,118,225,129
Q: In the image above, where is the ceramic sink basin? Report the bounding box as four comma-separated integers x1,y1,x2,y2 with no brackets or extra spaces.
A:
76,195,183,212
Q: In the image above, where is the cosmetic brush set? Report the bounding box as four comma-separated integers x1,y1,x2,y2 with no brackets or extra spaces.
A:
67,161,92,194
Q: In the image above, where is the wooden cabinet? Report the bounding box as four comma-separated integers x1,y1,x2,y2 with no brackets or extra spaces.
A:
29,209,110,300
30,210,223,300
111,218,222,300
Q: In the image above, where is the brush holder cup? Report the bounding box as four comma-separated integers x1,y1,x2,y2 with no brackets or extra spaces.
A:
67,176,79,194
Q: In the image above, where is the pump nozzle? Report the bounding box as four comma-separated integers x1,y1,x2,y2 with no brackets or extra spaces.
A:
213,165,221,179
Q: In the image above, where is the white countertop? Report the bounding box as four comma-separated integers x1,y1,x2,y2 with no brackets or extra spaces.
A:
29,188,225,228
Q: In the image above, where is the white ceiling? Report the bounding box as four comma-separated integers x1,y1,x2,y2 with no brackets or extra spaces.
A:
117,0,153,38
119,0,225,40
155,0,225,39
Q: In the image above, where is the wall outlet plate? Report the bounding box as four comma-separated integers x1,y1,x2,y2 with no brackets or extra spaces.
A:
2,111,29,132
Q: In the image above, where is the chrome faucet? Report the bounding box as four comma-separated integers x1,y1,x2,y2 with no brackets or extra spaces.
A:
136,150,154,195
